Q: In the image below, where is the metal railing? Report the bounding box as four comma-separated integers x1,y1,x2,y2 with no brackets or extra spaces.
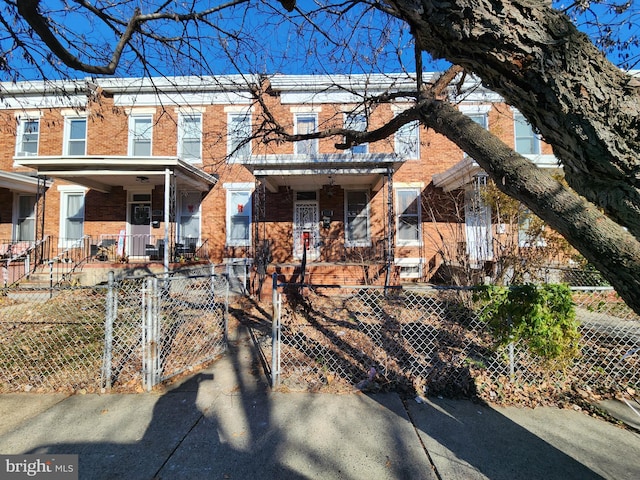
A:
0,269,229,392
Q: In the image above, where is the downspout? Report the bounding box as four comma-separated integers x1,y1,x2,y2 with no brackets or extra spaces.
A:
163,169,171,274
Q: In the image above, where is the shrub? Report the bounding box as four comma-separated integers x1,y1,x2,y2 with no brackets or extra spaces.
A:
474,284,580,367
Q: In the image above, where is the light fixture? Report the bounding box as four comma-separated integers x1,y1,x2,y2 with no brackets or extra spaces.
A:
136,176,149,183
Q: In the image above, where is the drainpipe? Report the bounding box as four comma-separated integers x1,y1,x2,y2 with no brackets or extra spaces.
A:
163,169,171,275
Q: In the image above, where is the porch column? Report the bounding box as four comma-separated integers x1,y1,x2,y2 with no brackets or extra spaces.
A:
163,168,171,274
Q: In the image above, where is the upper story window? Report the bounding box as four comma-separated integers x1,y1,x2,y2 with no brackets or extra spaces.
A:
344,112,368,154
227,112,251,159
178,113,202,162
295,113,318,155
16,118,39,156
396,187,421,245
64,117,87,155
129,115,153,156
395,120,420,160
514,112,541,155
466,113,487,129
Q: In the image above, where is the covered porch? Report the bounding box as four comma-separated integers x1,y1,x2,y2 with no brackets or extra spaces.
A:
15,156,217,277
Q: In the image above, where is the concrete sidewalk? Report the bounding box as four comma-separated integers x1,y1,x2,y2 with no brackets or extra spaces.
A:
1,328,639,480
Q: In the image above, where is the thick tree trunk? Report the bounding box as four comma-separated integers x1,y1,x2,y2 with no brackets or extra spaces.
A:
389,0,640,240
418,99,640,315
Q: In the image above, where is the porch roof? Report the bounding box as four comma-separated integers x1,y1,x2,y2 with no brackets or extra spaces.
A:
0,170,50,193
13,156,217,193
236,153,403,192
433,154,561,192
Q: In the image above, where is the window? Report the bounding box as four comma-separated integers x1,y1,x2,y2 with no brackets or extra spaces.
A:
226,188,252,246
295,114,317,155
467,113,487,129
345,190,370,245
178,192,201,244
396,258,423,279
228,112,251,159
129,115,153,156
178,113,202,162
395,120,420,159
16,118,39,156
396,188,421,244
16,195,36,241
65,117,87,155
60,190,85,245
514,112,540,154
344,113,367,154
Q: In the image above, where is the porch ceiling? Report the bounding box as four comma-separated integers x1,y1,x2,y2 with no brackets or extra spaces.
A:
14,156,217,193
240,153,403,192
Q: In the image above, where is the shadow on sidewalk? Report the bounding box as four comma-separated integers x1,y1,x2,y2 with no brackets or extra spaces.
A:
24,326,309,480
406,397,610,480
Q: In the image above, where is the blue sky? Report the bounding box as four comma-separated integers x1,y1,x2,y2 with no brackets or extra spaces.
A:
0,1,637,82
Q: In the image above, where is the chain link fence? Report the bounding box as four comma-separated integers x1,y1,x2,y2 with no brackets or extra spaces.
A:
263,282,639,404
0,270,228,393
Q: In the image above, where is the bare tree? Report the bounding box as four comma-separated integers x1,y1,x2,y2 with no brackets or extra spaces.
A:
3,1,640,313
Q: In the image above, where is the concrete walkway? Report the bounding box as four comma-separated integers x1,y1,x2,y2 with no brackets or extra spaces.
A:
1,327,639,479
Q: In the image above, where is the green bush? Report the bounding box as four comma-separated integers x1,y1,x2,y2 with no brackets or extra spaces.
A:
473,284,580,367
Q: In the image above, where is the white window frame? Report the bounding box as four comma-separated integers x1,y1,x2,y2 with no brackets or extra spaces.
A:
178,191,202,246
178,113,202,163
395,120,420,160
224,183,253,247
15,117,40,157
63,116,88,156
128,114,153,156
395,258,423,279
58,186,87,247
227,111,252,159
514,112,541,155
396,187,422,247
344,190,371,246
344,112,368,154
14,194,37,242
294,113,318,155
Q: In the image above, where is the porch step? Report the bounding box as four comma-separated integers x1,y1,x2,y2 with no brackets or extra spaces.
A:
6,288,59,302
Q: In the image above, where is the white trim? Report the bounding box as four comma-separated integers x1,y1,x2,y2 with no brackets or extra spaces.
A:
394,181,425,188
223,182,255,191
289,106,322,113
60,108,87,117
57,184,89,192
59,188,86,247
224,105,252,113
395,187,422,247
174,106,206,114
128,114,154,156
394,257,424,279
177,112,203,163
459,104,492,115
344,189,371,247
63,115,88,156
124,107,157,115
225,188,252,247
14,110,42,118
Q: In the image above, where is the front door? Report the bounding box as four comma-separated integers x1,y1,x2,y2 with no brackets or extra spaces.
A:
129,201,151,257
293,196,320,261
